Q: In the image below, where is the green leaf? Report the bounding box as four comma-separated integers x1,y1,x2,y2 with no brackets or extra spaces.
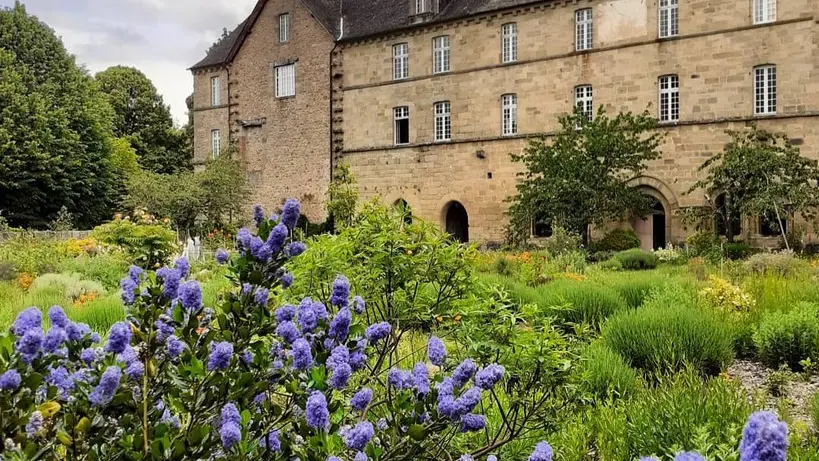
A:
407,424,427,441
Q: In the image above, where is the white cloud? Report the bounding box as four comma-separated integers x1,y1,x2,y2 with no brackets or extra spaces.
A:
2,0,258,124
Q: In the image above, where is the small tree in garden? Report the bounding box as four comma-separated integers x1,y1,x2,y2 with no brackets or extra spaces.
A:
508,108,663,246
689,126,819,247
326,163,359,232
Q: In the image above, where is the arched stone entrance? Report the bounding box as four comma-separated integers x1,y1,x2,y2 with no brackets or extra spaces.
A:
632,195,669,251
444,201,469,243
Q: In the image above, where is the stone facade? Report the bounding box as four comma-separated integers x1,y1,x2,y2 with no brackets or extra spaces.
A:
191,0,819,247
191,0,335,222
339,0,819,246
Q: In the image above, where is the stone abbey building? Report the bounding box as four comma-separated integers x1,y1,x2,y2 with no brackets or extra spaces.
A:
190,0,819,248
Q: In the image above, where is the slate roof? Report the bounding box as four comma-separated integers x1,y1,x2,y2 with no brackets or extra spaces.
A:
190,0,546,70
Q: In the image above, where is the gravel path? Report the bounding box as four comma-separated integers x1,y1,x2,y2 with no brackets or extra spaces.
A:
726,360,818,426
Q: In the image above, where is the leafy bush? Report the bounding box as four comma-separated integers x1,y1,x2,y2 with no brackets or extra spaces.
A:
812,391,819,431
699,276,755,314
603,285,734,376
745,251,808,277
598,257,622,271
654,243,685,264
686,231,721,257
754,302,819,371
0,260,16,281
0,234,70,275
723,242,755,260
56,253,130,290
91,211,178,268
578,341,640,399
537,279,628,329
591,229,640,253
600,271,675,309
612,248,659,270
29,273,105,301
541,226,583,257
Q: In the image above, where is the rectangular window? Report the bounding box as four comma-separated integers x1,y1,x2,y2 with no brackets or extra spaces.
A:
434,101,451,142
659,0,679,38
415,0,429,14
575,9,593,51
659,75,680,122
501,23,518,63
575,85,593,121
211,129,221,158
432,36,450,74
753,0,776,24
275,64,296,98
393,43,409,80
501,94,518,136
394,107,410,145
754,65,776,115
279,13,291,43
211,76,220,106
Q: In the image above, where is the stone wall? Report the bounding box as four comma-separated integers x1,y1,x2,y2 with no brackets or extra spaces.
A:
340,0,819,245
192,68,230,166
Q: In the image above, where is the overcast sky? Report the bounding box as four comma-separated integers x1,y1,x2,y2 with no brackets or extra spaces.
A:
2,0,258,125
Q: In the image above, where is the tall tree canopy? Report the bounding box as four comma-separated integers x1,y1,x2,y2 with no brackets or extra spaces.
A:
507,109,663,245
95,66,191,174
0,2,117,229
689,126,819,245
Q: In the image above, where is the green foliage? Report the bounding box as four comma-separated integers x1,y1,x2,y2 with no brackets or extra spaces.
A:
723,242,755,260
765,366,794,398
537,279,628,330
754,302,819,371
686,231,722,261
91,217,178,268
592,229,641,253
95,65,191,174
744,251,807,277
508,108,663,245
289,201,475,328
578,341,640,400
599,271,675,309
811,391,819,431
0,4,117,228
541,226,584,256
56,253,130,290
612,248,659,270
0,261,17,282
30,273,105,300
690,126,819,245
0,234,69,275
125,154,249,235
47,206,74,232
603,285,734,376
326,163,359,231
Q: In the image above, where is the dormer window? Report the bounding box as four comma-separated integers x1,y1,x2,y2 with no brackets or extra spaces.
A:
415,0,431,14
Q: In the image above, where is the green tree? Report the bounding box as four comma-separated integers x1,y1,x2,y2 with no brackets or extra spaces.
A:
326,163,359,231
0,3,117,229
689,126,819,246
508,108,663,245
95,66,191,174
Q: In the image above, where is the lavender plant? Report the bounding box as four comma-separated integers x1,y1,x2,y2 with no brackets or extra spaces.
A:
0,201,535,460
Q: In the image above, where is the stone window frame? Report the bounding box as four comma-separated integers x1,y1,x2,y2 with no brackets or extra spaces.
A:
432,35,451,74
211,129,221,159
501,94,518,136
415,0,431,15
279,13,291,43
575,8,593,52
210,76,220,106
501,22,518,64
658,74,680,123
574,84,593,121
433,101,451,142
275,63,297,98
394,106,410,146
753,64,777,116
393,43,409,80
658,0,679,38
752,0,776,25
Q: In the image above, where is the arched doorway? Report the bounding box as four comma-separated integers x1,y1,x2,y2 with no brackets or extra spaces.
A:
633,196,667,251
444,201,469,243
394,199,413,225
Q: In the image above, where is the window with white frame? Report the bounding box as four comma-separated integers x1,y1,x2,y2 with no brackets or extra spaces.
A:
659,75,680,122
753,0,776,24
415,0,430,14
575,9,593,51
754,65,776,115
432,36,450,74
275,64,296,98
279,13,291,43
393,43,409,80
575,85,593,121
211,129,221,158
501,23,518,63
394,106,410,145
434,101,451,142
659,0,679,38
501,94,518,136
211,76,220,106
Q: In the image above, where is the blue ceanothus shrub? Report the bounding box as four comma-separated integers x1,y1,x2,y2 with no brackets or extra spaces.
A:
0,201,792,461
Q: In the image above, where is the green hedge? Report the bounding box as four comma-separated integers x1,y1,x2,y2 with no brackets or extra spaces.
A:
591,229,641,253
754,302,819,371
612,249,659,270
